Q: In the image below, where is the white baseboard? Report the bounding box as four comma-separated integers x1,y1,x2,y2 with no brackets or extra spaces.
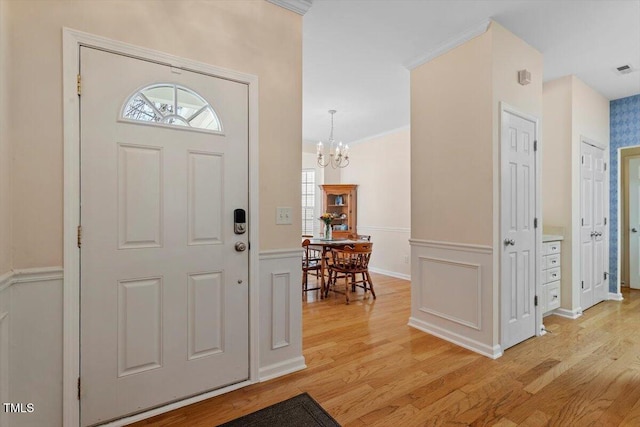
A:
608,292,624,301
102,380,254,427
258,356,306,382
368,267,410,281
408,316,502,359
552,307,583,319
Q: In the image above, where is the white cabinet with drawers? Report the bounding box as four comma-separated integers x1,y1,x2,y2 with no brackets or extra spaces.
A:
542,237,562,314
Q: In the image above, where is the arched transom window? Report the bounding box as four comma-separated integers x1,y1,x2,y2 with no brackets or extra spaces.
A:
122,83,223,132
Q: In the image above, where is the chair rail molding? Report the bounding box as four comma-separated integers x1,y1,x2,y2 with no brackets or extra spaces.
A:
266,0,313,15
409,238,493,254
358,225,411,233
0,267,64,293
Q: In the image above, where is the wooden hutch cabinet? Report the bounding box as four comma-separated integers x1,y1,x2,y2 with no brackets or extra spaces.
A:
321,184,357,239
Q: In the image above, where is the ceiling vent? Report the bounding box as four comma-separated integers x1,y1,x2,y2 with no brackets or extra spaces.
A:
616,64,634,75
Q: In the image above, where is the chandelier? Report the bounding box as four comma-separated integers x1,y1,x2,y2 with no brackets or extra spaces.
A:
317,110,349,168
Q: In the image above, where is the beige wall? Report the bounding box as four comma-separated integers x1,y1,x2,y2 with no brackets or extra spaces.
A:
340,128,411,277
411,28,493,245
6,0,302,269
542,76,573,305
542,77,573,227
0,0,11,275
410,21,543,354
542,75,610,310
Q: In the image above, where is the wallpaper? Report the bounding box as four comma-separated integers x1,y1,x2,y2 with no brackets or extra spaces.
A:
609,94,640,292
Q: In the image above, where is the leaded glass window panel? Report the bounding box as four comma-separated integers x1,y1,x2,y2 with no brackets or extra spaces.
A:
122,83,223,133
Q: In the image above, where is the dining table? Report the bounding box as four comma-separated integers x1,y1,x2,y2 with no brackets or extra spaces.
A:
307,238,364,298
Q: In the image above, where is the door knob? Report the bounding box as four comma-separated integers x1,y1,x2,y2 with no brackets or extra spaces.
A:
590,231,596,237
503,238,515,246
235,242,247,252
633,228,638,233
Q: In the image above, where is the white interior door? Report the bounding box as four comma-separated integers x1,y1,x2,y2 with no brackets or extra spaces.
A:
628,157,640,288
80,47,249,426
501,109,537,350
580,141,608,310
580,144,595,309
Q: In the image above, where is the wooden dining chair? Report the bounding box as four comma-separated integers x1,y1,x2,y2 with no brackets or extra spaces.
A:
347,233,371,241
326,242,375,304
302,239,322,295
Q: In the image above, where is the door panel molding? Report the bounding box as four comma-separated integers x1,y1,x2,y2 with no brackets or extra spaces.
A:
62,28,259,427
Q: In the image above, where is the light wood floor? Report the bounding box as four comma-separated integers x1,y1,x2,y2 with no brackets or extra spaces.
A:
130,274,640,426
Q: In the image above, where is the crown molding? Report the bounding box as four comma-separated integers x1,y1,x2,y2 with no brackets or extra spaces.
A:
404,19,492,70
266,0,314,16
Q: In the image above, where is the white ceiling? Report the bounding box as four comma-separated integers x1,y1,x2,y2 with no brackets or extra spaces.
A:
302,0,640,145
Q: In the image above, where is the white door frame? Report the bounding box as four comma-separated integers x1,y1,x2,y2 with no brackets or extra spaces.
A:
616,145,640,296
579,136,610,307
62,28,260,427
499,102,542,346
625,154,640,288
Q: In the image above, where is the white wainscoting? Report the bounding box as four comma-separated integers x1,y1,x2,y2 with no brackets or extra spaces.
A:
408,240,501,359
0,272,10,427
258,249,306,381
0,267,64,427
1,252,307,426
358,225,411,280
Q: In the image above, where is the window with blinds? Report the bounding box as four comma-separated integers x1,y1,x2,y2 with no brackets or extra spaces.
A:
302,169,316,236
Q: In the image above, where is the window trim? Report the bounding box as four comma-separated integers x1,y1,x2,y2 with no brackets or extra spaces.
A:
119,83,225,136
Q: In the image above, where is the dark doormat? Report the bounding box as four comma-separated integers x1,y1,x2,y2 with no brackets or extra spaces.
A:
217,392,341,427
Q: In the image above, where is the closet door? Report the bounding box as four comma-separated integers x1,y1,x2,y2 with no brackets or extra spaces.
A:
501,109,537,350
580,141,608,311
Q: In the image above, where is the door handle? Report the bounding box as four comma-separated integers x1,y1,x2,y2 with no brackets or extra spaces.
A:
503,238,515,246
235,242,247,252
633,228,638,233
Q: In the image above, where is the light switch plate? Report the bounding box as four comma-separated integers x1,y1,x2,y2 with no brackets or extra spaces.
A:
276,207,292,225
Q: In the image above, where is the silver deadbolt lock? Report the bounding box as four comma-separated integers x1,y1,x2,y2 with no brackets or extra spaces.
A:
234,209,246,234
235,242,247,252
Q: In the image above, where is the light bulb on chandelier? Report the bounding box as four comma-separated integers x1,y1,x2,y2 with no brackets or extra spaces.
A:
317,109,349,168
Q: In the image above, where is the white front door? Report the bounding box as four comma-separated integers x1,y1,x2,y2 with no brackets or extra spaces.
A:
580,142,608,310
80,47,249,426
501,109,537,350
628,157,640,288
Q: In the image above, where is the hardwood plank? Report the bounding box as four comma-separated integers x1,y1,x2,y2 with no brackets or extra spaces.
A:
129,279,640,427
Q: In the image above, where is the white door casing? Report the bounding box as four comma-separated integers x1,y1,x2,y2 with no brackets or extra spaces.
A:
80,47,249,425
501,108,538,350
580,141,608,309
628,157,640,288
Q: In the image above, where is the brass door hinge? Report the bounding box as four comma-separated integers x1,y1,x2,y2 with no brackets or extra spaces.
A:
77,74,82,96
77,225,82,248
77,377,81,400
